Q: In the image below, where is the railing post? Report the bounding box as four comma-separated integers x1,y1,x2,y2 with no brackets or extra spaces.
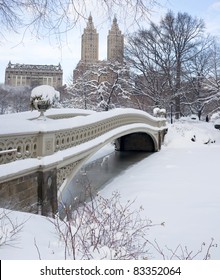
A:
37,133,55,157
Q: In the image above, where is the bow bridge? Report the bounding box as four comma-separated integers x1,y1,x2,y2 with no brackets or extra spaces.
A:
0,108,167,216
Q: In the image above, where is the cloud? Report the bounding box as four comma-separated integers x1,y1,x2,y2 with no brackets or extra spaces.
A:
204,1,220,36
209,1,220,11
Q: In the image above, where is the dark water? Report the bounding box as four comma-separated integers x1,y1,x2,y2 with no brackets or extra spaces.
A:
59,148,152,217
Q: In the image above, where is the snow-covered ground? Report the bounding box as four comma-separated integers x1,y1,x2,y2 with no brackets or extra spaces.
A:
101,118,220,259
0,118,220,260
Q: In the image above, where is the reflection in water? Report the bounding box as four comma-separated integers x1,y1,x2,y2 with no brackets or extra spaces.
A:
59,149,151,217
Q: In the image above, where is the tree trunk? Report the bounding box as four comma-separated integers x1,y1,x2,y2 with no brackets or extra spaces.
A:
175,58,181,119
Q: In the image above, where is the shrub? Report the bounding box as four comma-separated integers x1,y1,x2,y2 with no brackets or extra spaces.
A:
54,190,160,260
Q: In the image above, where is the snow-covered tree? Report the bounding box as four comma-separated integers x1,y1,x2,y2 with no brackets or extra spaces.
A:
180,38,220,119
66,61,132,111
0,85,9,114
199,40,220,117
0,84,31,114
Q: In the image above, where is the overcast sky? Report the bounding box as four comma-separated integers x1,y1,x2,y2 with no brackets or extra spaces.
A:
0,0,220,85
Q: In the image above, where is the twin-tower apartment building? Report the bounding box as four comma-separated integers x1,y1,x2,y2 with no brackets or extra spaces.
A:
4,15,124,88
73,14,124,81
81,14,124,63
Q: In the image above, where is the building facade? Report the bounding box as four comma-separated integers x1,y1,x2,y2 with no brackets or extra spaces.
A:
81,14,99,63
5,62,63,89
107,17,124,63
73,15,124,81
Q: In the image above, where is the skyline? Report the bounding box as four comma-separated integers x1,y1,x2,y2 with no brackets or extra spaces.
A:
1,0,220,85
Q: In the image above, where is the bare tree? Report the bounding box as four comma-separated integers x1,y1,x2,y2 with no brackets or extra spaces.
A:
161,11,205,118
0,0,159,43
126,11,206,118
200,40,220,117
181,37,214,119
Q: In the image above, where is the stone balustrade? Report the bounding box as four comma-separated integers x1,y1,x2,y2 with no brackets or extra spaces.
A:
0,109,167,165
0,134,38,164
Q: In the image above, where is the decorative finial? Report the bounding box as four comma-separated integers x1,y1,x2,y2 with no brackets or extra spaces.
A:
87,13,95,29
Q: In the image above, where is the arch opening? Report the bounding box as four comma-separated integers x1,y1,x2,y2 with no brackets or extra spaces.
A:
114,132,156,152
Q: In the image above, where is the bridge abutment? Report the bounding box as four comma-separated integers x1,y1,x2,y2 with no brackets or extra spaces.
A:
0,168,58,217
0,172,39,213
38,168,58,217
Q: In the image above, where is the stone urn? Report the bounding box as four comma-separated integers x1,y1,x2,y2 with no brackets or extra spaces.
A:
30,85,60,120
32,99,51,120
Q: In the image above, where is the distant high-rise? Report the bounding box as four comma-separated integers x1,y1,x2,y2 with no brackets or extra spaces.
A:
107,16,124,62
81,14,99,63
73,15,124,81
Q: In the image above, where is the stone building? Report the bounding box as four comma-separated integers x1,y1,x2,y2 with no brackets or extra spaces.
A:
107,17,124,63
81,14,99,63
5,61,63,89
73,15,124,81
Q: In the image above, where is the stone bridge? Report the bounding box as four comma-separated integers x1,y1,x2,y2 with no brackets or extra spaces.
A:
0,108,167,216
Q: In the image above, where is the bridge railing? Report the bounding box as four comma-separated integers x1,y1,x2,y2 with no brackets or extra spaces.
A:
0,109,167,165
0,133,38,165
54,114,166,151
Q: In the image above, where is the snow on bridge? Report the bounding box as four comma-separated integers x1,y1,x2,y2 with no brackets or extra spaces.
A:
0,108,167,216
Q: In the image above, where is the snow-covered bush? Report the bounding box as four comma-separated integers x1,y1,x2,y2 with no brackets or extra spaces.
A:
153,107,166,118
153,107,160,117
30,85,60,111
160,108,166,117
54,190,157,260
210,111,220,122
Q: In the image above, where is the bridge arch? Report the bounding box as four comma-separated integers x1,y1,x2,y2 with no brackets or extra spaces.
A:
0,108,167,216
115,132,157,152
58,125,160,198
